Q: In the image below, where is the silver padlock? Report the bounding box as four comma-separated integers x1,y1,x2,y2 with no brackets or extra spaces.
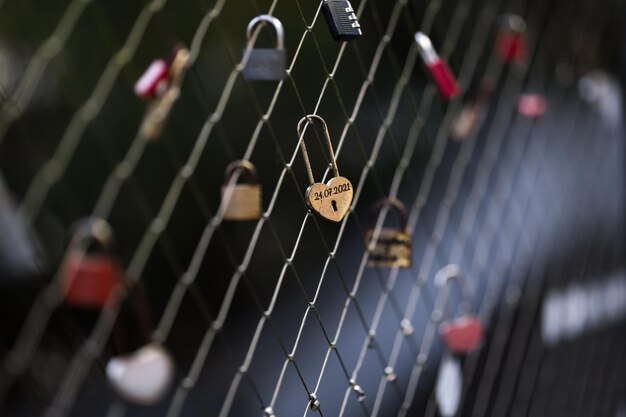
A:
242,15,287,81
221,160,262,221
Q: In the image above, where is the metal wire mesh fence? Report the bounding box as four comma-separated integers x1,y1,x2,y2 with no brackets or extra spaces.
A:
0,0,624,416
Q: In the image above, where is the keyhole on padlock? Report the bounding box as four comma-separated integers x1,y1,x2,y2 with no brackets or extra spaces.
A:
332,200,338,212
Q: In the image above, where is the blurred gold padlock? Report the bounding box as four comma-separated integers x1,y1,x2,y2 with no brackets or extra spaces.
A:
221,160,262,221
365,198,412,268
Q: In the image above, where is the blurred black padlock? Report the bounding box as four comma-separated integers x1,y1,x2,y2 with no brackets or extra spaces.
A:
321,0,362,41
242,15,287,81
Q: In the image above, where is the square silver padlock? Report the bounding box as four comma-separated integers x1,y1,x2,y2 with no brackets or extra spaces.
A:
242,15,287,81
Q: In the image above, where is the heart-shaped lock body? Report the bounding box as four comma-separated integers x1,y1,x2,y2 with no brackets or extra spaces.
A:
440,315,484,354
106,343,174,405
306,176,353,222
298,115,352,222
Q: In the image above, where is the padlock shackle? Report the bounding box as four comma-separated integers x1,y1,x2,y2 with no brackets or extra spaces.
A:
297,115,340,185
246,15,285,50
368,198,408,229
434,264,473,316
414,32,440,65
224,160,259,184
112,280,154,355
499,14,526,34
69,217,115,254
168,46,190,82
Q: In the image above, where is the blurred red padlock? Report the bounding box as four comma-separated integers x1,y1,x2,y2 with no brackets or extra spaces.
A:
440,315,484,354
414,32,459,100
134,59,170,99
61,218,122,308
517,93,547,118
496,14,527,64
435,264,485,354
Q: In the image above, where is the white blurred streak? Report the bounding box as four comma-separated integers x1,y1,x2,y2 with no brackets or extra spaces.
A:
578,70,623,130
541,272,626,346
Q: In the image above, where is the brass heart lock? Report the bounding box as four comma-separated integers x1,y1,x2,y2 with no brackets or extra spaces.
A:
297,115,353,222
365,198,412,268
221,160,262,221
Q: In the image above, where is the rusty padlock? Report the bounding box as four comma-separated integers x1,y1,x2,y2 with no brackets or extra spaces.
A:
435,264,484,354
365,198,412,268
60,218,122,308
221,160,262,221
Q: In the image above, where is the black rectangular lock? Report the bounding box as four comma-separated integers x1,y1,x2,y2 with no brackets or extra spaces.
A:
321,0,362,41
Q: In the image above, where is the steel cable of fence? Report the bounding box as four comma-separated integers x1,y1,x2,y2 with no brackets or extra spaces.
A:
447,3,591,416
42,0,502,412
346,0,514,415
392,0,588,412
395,10,540,417
35,0,424,416
0,0,241,408
520,109,617,417
416,5,592,412
0,0,95,147
494,21,616,416
0,0,622,416
16,0,178,222
464,37,605,417
487,101,589,417
506,116,612,416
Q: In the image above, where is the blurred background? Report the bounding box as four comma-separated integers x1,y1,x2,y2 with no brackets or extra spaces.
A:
0,0,624,416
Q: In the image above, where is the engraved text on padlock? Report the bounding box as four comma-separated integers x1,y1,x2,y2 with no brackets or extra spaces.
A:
297,115,353,222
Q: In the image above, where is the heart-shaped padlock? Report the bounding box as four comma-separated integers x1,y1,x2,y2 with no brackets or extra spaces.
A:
107,282,175,404
440,315,484,354
107,343,174,405
435,264,485,355
433,265,484,417
297,115,353,222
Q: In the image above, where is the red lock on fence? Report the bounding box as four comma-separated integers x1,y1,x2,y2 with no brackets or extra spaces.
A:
435,264,485,354
134,59,170,99
414,32,460,100
496,14,527,64
60,218,122,308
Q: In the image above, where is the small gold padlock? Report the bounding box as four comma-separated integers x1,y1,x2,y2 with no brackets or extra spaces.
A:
221,160,262,221
365,198,412,268
297,115,353,222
